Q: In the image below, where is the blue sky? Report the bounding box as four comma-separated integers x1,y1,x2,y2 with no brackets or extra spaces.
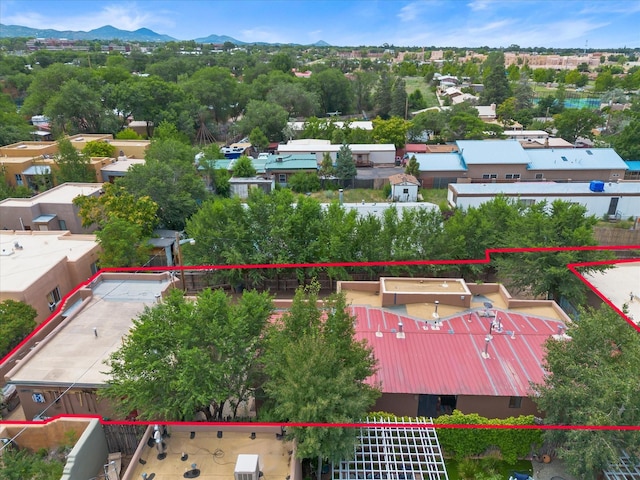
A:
1,0,639,48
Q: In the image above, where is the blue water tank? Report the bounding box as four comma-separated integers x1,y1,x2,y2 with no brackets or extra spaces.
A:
589,180,605,192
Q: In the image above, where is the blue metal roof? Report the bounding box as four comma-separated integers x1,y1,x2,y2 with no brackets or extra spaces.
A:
526,148,628,171
265,154,318,171
456,140,530,165
414,153,466,172
625,160,640,172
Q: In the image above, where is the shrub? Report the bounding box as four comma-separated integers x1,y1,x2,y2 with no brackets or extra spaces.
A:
288,172,321,193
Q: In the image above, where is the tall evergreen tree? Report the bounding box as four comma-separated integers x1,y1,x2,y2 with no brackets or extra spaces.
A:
373,70,392,119
390,77,408,118
335,144,357,184
480,52,512,105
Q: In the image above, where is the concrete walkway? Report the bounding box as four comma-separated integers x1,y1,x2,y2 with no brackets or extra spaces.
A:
532,458,579,480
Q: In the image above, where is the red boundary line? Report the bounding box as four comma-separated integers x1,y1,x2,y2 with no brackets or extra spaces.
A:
2,244,639,430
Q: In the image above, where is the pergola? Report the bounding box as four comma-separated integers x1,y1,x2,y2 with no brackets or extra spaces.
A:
332,417,448,480
603,451,640,479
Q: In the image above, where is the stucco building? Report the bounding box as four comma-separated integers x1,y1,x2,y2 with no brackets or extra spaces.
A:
0,230,100,324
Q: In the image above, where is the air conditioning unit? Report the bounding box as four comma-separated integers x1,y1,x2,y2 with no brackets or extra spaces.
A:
234,454,260,480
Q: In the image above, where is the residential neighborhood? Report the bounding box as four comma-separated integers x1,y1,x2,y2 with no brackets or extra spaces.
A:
1,3,640,479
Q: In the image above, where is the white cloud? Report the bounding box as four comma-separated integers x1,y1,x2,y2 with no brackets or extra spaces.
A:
579,1,640,14
2,2,173,33
397,1,442,22
467,0,492,11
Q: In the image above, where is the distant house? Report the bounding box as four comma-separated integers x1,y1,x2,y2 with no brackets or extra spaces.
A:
264,154,318,186
448,181,640,220
389,174,421,202
278,140,396,166
0,230,100,323
0,182,103,233
413,139,629,188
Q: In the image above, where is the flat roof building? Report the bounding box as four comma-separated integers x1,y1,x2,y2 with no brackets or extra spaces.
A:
3,272,174,419
0,182,103,233
0,230,100,323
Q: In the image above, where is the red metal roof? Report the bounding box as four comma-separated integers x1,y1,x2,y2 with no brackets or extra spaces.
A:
352,306,564,397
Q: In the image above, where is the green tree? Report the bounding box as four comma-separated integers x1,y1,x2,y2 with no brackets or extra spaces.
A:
73,182,159,236
239,100,289,141
115,128,143,140
594,70,616,92
288,171,321,193
81,140,116,158
263,284,379,476
249,127,269,153
0,299,38,359
372,116,408,149
118,136,206,230
0,92,32,145
553,108,601,144
101,288,273,421
232,155,257,177
0,448,65,479
335,144,356,184
493,199,610,304
404,155,419,177
95,217,152,268
533,304,640,479
266,82,320,117
181,66,240,124
319,152,335,179
390,78,407,118
54,138,96,183
373,70,393,119
269,52,294,74
308,68,353,115
496,97,517,127
480,52,512,105
611,118,640,160
45,78,117,135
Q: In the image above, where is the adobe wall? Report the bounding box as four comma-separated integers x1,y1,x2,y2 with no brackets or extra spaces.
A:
456,395,540,419
0,417,91,452
61,418,109,480
372,393,418,417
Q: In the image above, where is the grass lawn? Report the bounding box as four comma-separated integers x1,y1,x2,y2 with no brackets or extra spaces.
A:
405,76,439,108
308,188,388,203
445,458,534,480
420,188,448,205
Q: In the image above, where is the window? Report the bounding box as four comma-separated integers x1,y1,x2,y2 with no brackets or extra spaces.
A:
46,287,61,310
612,173,620,177
403,188,409,194
482,174,497,180
278,174,287,183
509,396,522,408
90,263,98,275
535,173,544,180
518,199,536,207
14,174,23,186
58,219,67,230
505,174,521,179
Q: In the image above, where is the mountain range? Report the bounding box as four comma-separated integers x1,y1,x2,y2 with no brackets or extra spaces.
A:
0,24,330,47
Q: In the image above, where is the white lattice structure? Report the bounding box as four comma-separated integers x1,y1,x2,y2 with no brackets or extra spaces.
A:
332,417,448,480
604,451,640,479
